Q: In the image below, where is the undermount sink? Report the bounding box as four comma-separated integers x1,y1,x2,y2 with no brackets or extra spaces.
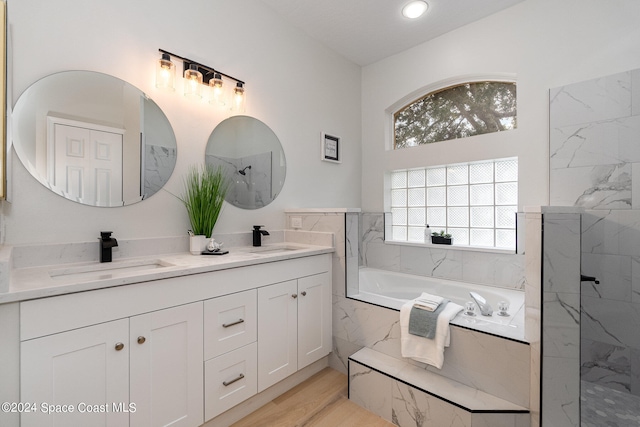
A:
245,244,304,254
49,259,175,281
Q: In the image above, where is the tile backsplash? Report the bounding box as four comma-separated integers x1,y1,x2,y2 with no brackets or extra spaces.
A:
360,212,525,290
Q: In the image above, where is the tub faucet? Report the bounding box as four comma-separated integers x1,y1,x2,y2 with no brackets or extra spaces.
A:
469,291,493,316
252,225,269,247
100,231,118,263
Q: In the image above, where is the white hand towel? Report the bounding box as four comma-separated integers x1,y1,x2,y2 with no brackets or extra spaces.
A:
413,292,444,311
400,298,463,369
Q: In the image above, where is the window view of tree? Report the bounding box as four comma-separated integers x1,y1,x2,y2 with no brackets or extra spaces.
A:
394,82,517,149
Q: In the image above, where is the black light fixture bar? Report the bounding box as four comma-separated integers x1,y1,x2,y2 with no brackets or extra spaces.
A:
159,49,245,86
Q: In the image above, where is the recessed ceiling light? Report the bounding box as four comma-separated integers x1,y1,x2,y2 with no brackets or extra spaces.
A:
402,0,429,19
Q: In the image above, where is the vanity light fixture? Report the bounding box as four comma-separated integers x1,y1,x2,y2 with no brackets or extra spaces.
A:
156,53,176,91
157,49,246,108
402,0,429,19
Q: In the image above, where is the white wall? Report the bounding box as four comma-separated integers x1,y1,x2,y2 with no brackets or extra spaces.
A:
361,0,640,212
3,0,361,245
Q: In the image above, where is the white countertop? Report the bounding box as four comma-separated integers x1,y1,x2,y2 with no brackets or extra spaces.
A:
284,208,361,213
1,243,334,305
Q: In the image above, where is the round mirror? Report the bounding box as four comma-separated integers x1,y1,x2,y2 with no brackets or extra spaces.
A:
12,70,177,207
205,116,286,209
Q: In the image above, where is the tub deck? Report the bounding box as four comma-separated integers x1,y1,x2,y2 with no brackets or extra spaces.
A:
351,267,526,342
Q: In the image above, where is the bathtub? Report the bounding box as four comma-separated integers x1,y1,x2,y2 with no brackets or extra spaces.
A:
351,267,526,342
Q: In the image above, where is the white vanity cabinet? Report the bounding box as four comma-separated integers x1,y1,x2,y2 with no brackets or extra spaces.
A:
257,271,331,392
20,302,204,427
15,252,332,427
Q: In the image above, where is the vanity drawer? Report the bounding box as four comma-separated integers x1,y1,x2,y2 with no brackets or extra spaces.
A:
204,289,257,359
204,342,257,421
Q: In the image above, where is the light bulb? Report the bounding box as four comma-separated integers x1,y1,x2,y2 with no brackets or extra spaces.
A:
184,64,203,99
232,82,246,112
209,73,225,106
156,53,175,91
402,1,428,19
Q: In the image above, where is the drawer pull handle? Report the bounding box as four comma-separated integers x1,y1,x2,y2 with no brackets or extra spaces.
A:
137,336,146,344
115,342,124,351
301,291,307,296
222,318,245,328
292,293,298,299
223,373,245,387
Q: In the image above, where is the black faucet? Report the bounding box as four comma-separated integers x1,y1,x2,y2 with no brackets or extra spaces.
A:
252,226,270,247
100,231,118,263
580,274,600,284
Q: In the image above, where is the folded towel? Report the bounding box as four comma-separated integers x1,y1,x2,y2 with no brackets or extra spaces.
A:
400,299,463,369
408,299,450,339
413,292,445,311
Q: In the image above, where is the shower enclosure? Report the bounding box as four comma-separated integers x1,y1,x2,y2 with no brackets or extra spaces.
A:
550,68,640,426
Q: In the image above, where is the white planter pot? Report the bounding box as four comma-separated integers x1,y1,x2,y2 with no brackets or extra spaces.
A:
189,235,206,255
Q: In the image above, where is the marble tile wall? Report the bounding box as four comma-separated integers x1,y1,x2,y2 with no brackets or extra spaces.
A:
360,213,526,290
550,69,640,402
539,211,582,427
431,207,584,427
523,211,542,427
345,212,360,297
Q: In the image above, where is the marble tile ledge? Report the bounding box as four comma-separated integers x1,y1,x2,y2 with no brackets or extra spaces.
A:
349,347,530,413
0,230,334,304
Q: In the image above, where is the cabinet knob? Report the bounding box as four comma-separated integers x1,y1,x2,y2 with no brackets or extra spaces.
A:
301,291,307,296
292,293,298,299
137,336,146,345
115,342,124,351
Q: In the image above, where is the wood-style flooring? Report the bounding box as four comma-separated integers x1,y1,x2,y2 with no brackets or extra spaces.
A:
231,367,394,427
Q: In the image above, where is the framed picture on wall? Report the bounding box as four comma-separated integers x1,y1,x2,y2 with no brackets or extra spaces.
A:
321,133,341,163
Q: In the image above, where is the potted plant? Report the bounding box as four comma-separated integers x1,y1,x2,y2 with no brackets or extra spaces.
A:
431,230,453,245
180,164,229,254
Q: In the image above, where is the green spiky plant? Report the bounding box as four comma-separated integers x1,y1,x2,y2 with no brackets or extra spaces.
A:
431,230,452,239
180,164,229,238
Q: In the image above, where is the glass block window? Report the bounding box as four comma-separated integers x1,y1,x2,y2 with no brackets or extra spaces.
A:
389,158,518,250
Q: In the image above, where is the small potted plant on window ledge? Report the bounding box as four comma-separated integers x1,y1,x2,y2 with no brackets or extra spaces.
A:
431,230,453,245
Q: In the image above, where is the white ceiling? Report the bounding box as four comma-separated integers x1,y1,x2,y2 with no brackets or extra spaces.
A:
259,0,525,66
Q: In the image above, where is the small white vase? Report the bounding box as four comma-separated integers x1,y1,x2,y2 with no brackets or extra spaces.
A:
189,235,206,255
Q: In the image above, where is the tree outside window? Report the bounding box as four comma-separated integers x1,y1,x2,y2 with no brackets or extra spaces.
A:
394,82,517,149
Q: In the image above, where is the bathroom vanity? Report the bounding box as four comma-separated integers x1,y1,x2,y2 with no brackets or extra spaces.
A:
0,241,333,427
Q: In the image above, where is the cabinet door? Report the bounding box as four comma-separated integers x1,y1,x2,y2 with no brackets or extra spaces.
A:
21,318,130,427
257,280,298,392
130,302,203,427
297,272,332,369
